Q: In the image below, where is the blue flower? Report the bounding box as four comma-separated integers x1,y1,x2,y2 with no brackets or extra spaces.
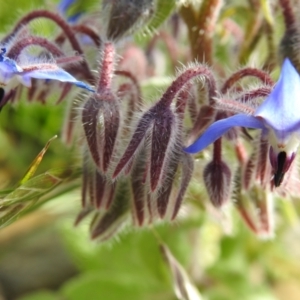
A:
185,58,300,187
0,47,94,95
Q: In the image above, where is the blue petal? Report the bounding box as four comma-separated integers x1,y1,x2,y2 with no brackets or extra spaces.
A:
0,58,21,83
0,48,6,62
21,69,94,92
184,114,265,153
255,59,300,137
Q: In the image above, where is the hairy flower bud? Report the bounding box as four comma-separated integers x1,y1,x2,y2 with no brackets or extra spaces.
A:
90,180,130,241
82,91,120,173
103,0,154,40
114,102,182,192
203,160,232,207
156,152,194,220
130,150,153,226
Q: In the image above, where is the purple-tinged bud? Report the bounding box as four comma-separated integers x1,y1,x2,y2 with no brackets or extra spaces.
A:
115,63,216,191
130,151,150,226
82,91,120,173
171,153,194,219
114,102,180,193
203,159,232,207
150,105,177,192
81,41,120,172
94,170,115,210
74,207,93,226
156,157,178,219
113,108,154,179
155,152,194,220
103,0,154,41
90,180,130,241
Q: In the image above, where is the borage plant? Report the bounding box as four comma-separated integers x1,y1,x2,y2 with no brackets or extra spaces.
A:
1,1,300,295
2,0,300,298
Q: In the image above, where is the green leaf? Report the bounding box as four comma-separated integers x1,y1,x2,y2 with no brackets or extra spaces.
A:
20,135,57,185
61,272,172,300
60,220,198,297
1,168,73,207
0,204,29,228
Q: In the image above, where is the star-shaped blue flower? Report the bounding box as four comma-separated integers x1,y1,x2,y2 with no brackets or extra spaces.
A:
0,47,94,97
185,58,300,187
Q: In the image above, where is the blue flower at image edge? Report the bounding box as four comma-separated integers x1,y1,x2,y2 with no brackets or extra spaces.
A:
185,58,300,187
0,48,94,93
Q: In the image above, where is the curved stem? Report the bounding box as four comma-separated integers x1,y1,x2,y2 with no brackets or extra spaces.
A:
159,65,217,107
2,10,93,81
55,24,102,47
234,87,272,103
114,70,142,104
213,138,222,162
7,36,64,59
97,42,115,92
221,68,274,93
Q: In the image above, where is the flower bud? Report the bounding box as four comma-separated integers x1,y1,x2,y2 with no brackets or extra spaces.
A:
82,91,120,173
203,160,232,207
103,0,154,40
90,180,130,241
130,150,149,226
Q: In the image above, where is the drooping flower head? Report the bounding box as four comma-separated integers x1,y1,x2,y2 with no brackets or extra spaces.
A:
185,58,300,187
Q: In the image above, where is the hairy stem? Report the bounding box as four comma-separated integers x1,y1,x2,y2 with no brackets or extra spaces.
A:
97,42,115,92
7,36,64,59
55,24,102,47
2,10,93,81
159,65,217,107
221,68,274,93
